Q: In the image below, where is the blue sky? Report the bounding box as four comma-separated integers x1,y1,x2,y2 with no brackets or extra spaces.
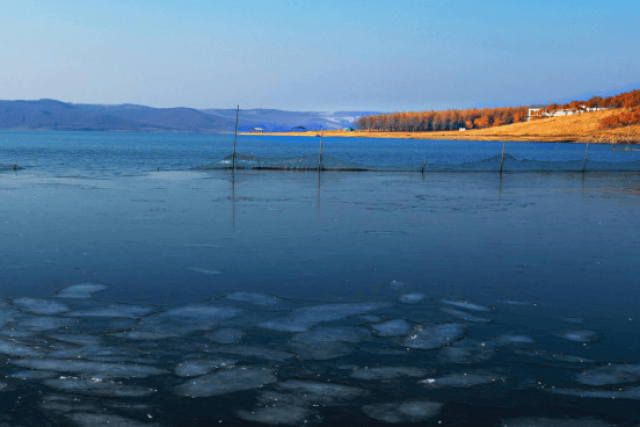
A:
1,0,638,111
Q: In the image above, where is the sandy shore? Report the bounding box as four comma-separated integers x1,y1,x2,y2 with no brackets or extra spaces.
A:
242,108,640,143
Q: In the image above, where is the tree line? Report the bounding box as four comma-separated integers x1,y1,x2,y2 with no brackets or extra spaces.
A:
538,89,640,130
356,89,640,133
356,107,528,132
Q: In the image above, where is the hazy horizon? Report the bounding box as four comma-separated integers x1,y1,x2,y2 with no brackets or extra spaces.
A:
2,1,638,111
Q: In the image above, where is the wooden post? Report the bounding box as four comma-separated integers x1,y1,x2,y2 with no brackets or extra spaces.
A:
232,105,239,169
318,131,324,171
499,141,507,173
582,142,590,173
421,160,427,175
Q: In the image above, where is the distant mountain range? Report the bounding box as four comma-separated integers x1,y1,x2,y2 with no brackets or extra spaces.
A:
0,99,379,133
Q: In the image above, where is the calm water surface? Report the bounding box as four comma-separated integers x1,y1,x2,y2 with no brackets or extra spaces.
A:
0,132,639,426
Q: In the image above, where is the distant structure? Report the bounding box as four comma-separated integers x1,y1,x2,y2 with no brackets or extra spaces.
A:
344,127,354,132
527,104,607,121
250,127,264,133
458,127,466,132
293,126,307,131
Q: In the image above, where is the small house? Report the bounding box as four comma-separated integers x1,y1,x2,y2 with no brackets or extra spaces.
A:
344,127,354,132
250,127,265,133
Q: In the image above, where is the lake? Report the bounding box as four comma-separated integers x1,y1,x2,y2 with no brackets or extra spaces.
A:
0,131,639,426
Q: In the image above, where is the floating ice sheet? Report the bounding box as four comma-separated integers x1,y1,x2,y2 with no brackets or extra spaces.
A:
48,333,103,345
504,417,615,427
438,341,495,364
122,304,241,339
576,364,640,385
486,335,535,348
237,405,315,426
398,294,424,304
440,307,491,323
292,326,371,343
277,380,365,403
555,329,600,343
13,298,69,314
47,345,150,362
10,370,58,379
224,291,280,306
65,413,158,427
174,358,236,377
210,345,295,362
188,267,222,275
16,316,76,331
45,378,157,398
385,281,408,290
56,283,108,299
362,400,443,424
402,324,467,349
68,304,154,319
11,359,168,378
0,339,40,356
440,299,492,312
419,372,498,388
259,302,390,332
205,328,244,344
176,367,275,398
548,387,640,400
372,319,412,337
289,326,370,360
351,367,427,380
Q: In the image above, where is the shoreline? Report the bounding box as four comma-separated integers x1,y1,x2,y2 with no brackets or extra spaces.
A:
241,108,640,144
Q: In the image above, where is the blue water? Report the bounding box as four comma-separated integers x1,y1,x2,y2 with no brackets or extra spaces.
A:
1,131,640,426
2,131,640,175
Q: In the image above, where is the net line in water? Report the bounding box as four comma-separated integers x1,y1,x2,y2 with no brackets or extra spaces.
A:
193,152,640,173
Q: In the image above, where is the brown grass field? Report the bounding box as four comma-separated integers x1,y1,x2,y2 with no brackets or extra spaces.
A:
242,108,640,143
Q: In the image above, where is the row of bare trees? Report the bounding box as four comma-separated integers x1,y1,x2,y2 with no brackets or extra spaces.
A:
356,107,528,132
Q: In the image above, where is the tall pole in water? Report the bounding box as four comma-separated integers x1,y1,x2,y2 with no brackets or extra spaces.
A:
499,140,507,174
232,105,239,169
318,129,324,171
582,142,590,173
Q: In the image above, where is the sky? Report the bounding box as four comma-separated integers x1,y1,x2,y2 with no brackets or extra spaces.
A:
1,0,639,112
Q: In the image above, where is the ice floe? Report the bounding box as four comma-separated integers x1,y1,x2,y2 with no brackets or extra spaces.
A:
362,400,443,424
121,304,241,339
419,372,499,388
224,291,280,306
398,293,424,304
45,378,157,398
11,359,168,378
56,283,108,299
440,299,492,312
210,345,295,362
503,418,614,427
555,329,600,343
289,326,370,360
486,334,535,348
65,413,159,427
259,302,390,332
48,333,103,345
176,367,275,398
576,364,640,385
277,380,365,404
13,298,69,314
385,280,408,290
188,267,222,275
0,339,40,356
237,405,316,426
10,370,58,379
402,324,467,349
205,328,244,344
351,366,427,380
548,386,640,400
440,307,491,323
174,358,236,377
372,319,412,337
67,304,154,319
16,316,76,331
